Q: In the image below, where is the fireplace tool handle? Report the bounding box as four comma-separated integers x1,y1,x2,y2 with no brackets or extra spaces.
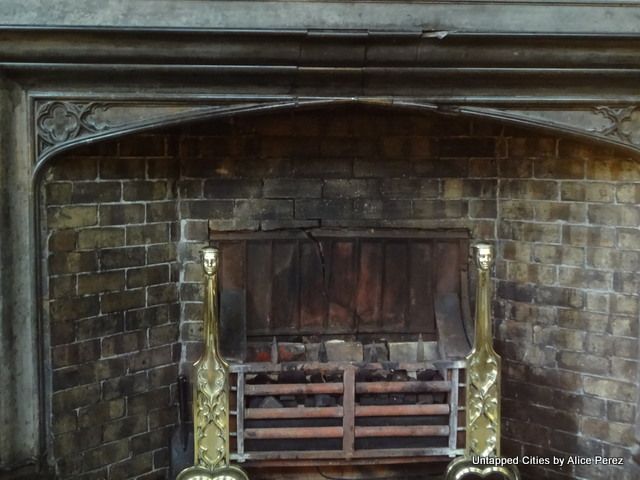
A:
177,247,249,480
178,375,189,451
445,243,520,480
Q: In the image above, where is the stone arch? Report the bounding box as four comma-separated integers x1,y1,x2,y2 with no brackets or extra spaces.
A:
30,97,640,478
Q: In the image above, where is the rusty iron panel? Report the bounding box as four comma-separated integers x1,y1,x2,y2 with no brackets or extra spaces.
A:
355,241,383,329
272,241,300,332
435,293,472,359
246,242,272,333
213,229,469,342
381,242,410,330
328,240,358,331
219,242,246,360
409,242,435,332
299,241,327,330
435,241,462,296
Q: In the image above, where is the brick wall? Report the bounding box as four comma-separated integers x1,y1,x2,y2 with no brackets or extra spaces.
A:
44,138,181,480
496,140,640,480
41,106,639,479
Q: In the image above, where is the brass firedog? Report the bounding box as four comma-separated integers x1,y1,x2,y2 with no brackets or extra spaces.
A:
177,247,249,480
445,243,520,480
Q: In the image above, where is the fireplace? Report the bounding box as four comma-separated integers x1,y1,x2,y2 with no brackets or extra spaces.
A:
2,4,640,480
215,228,469,466
30,105,638,479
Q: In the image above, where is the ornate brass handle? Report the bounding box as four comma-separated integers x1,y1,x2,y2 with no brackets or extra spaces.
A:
178,247,249,480
446,243,520,480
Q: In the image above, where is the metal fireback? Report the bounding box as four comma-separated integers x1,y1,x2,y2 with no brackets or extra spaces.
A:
177,247,249,480
445,243,519,480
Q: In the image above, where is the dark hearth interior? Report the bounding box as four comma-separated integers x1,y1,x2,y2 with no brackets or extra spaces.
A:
40,106,639,479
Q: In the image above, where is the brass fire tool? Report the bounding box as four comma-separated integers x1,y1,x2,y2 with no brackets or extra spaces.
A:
446,243,520,480
177,247,249,480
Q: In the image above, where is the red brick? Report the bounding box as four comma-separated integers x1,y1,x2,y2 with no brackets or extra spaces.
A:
147,283,179,306
76,313,124,340
72,181,121,203
127,265,169,288
52,339,101,368
123,180,168,201
147,243,177,264
109,451,153,479
49,275,77,299
130,426,173,455
77,271,125,295
99,204,145,225
52,384,101,412
130,346,174,372
102,415,147,443
126,223,170,246
148,364,179,388
49,229,77,252
508,137,556,159
148,407,178,429
48,157,98,181
82,439,129,470
535,157,584,179
77,227,125,249
102,331,145,357
148,323,179,347
438,137,496,158
99,247,146,269
125,305,175,330
128,387,171,415
101,289,146,313
47,206,98,229
50,296,100,323
49,251,98,275
102,372,149,401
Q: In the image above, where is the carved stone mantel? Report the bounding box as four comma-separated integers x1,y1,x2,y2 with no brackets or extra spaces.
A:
2,7,640,473
32,100,640,172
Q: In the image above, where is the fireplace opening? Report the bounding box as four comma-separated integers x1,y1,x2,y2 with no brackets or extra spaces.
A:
213,228,470,466
40,105,640,479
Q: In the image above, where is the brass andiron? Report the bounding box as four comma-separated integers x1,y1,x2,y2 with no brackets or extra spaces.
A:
446,243,520,480
177,247,249,480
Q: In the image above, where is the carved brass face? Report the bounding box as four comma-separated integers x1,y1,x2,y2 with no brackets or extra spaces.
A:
473,243,494,271
202,247,219,276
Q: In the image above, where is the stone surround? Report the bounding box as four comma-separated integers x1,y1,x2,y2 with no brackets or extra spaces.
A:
5,14,640,477
38,106,639,479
